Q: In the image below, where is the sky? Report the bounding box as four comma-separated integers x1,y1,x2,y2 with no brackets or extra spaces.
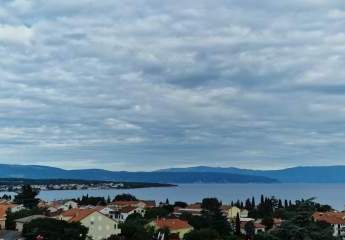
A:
0,0,345,171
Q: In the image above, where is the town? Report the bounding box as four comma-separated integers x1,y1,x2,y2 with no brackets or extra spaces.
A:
0,185,341,240
0,179,174,192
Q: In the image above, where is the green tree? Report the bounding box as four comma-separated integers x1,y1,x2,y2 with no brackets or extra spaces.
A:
22,218,88,240
113,194,138,201
144,207,170,220
6,208,44,230
244,221,255,240
184,228,221,240
13,185,39,209
119,214,153,240
235,213,241,236
261,216,274,230
202,198,222,212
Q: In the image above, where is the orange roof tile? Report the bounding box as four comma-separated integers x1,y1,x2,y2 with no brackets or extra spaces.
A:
313,212,345,225
61,208,96,222
0,203,17,220
154,218,192,230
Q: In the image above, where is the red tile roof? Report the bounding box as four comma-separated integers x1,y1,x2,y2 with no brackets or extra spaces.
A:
61,208,96,222
154,218,192,230
313,212,345,225
120,206,139,213
0,203,17,220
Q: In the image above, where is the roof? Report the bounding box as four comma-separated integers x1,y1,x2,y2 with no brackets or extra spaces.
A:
153,218,192,230
313,212,345,225
0,203,17,220
112,200,155,208
61,208,96,222
15,215,46,224
112,201,140,207
240,221,266,229
186,203,202,210
120,206,139,213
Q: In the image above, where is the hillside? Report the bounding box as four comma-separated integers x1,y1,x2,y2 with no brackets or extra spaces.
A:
0,164,277,183
158,165,345,183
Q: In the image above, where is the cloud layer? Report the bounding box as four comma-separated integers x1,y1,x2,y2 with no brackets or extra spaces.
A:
0,0,344,170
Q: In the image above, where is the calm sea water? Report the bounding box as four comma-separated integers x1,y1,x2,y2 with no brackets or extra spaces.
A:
28,183,345,210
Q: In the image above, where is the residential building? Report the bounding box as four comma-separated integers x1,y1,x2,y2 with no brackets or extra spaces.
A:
15,215,47,232
60,208,121,240
174,203,202,217
111,200,155,209
0,203,22,230
111,206,145,222
240,221,265,235
148,218,193,239
313,211,345,238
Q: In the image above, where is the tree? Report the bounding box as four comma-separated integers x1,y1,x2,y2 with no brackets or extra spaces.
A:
22,218,88,240
235,213,241,236
119,213,153,240
13,185,39,209
254,233,279,240
174,201,188,208
144,207,170,220
184,228,221,240
202,198,221,212
113,194,138,201
6,208,45,230
244,221,255,240
272,199,337,240
261,217,274,230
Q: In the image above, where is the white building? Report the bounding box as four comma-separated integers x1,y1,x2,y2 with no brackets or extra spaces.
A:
59,208,121,240
313,212,345,238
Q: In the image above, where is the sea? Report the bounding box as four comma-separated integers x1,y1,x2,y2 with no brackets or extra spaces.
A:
7,183,342,210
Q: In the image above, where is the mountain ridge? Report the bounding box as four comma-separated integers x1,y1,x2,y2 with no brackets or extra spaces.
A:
0,164,276,184
158,165,345,183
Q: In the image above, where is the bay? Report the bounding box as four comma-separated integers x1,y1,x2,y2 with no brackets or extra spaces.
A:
33,183,345,210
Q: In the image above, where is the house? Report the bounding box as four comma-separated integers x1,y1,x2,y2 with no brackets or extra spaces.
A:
224,206,248,219
174,203,202,217
313,211,345,238
111,206,145,222
273,218,283,228
48,200,78,212
60,200,78,210
59,208,121,240
111,200,155,209
0,203,22,230
240,221,266,235
148,218,193,239
15,215,47,232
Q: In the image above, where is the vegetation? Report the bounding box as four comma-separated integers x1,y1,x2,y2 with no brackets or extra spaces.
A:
118,213,153,240
113,194,138,201
74,194,107,206
6,208,45,230
22,218,88,240
13,185,40,209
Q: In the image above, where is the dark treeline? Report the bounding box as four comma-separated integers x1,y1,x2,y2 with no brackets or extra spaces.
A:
231,194,332,220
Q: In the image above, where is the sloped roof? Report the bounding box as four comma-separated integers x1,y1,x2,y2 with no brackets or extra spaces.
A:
0,203,17,220
154,218,192,230
15,215,46,224
61,208,96,222
313,212,345,225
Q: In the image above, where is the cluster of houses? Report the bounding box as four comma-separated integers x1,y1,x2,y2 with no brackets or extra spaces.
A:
0,198,287,240
313,211,345,239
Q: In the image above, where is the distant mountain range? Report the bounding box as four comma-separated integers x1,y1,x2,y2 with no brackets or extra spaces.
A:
158,165,345,183
0,164,275,184
1,164,345,183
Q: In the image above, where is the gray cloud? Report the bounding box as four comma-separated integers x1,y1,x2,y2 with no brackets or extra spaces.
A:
0,0,344,170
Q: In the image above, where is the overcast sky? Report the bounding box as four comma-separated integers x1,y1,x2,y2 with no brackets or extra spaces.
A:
0,0,344,170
